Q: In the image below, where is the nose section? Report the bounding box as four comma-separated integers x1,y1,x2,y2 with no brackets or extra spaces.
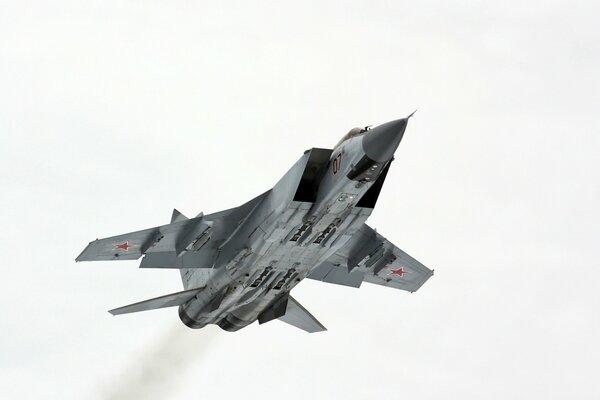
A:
362,118,408,162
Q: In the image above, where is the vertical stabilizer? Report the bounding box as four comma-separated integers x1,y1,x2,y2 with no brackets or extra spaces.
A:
171,209,189,223
278,295,327,333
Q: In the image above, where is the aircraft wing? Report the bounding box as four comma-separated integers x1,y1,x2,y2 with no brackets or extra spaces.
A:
76,216,208,261
307,223,433,292
76,191,270,263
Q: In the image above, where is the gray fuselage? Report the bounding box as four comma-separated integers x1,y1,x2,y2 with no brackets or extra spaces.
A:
179,121,405,331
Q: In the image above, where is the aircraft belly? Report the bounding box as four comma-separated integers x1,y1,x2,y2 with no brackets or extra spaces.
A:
212,206,371,329
80,117,431,333
181,190,373,331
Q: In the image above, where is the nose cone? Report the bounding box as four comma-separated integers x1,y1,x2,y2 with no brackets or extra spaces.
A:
362,118,408,162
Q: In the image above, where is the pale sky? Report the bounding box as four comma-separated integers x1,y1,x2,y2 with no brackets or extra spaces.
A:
1,1,599,399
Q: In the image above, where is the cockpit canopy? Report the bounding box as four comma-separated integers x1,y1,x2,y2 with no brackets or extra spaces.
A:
334,126,370,149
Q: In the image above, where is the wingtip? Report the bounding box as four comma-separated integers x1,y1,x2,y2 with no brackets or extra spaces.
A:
75,241,95,262
108,306,123,316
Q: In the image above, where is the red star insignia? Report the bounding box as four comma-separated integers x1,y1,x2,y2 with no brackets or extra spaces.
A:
387,266,408,277
114,241,131,251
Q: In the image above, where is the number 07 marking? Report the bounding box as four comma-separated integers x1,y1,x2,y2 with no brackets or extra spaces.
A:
332,153,342,175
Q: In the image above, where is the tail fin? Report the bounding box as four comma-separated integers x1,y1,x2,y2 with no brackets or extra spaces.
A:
171,209,189,223
278,295,327,333
257,294,326,333
109,287,203,315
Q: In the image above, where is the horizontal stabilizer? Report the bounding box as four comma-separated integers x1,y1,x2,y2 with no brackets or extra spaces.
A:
109,287,203,316
278,295,326,333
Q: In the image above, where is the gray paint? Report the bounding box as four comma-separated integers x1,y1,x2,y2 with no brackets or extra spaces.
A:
77,118,433,333
361,118,407,162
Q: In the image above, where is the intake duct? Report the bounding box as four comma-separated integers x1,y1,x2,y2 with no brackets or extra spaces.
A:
293,148,333,202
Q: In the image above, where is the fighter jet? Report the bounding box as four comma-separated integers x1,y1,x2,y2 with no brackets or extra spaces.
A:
76,116,433,333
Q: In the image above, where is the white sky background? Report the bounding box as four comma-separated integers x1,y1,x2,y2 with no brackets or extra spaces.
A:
1,1,599,399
